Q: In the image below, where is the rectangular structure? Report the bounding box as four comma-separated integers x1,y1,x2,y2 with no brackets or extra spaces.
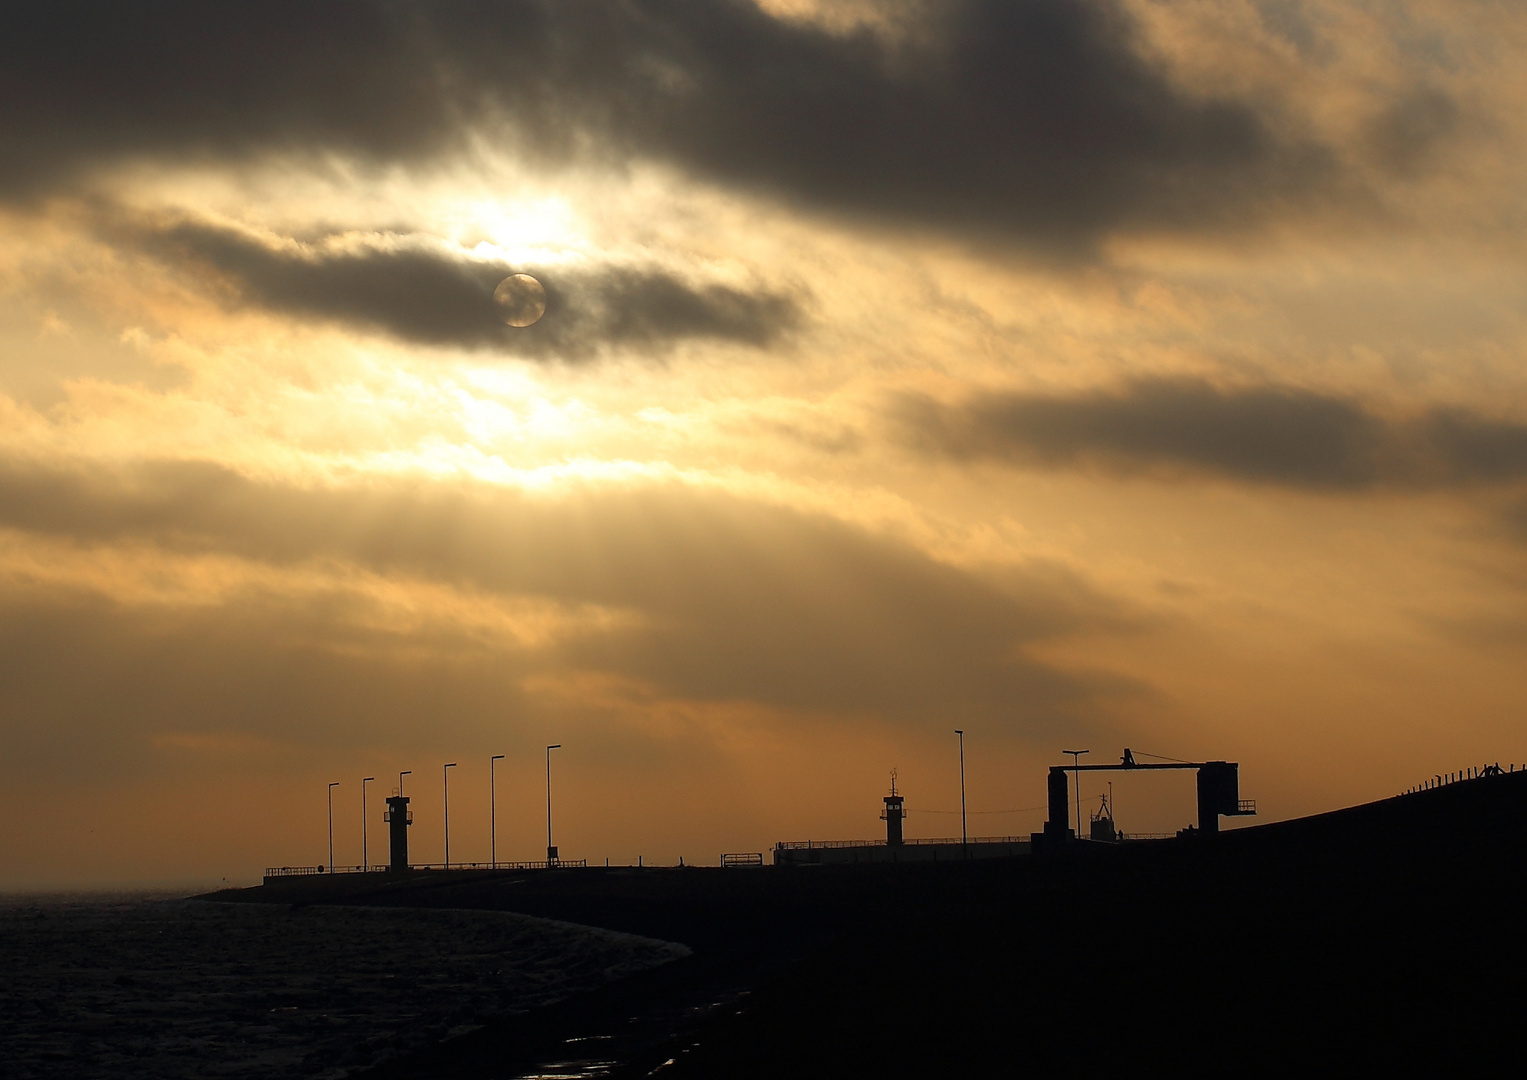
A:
773,838,1029,866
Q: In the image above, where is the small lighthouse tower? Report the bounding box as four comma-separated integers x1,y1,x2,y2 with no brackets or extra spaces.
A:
880,771,906,847
384,794,412,873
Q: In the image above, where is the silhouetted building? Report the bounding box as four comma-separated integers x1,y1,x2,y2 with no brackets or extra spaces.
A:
881,777,905,847
1196,762,1246,833
1090,792,1117,842
1038,751,1255,849
775,782,1029,865
1044,767,1073,845
384,795,412,873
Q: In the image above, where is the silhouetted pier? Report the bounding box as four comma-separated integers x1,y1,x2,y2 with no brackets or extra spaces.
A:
773,836,1029,865
264,859,586,883
215,764,1527,1077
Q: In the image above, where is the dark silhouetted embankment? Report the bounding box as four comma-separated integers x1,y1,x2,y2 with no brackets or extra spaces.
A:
208,769,1527,1076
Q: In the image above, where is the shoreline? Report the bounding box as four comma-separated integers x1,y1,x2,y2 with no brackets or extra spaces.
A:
213,771,1527,1076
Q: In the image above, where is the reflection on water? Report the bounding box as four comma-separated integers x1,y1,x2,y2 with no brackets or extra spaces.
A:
514,1034,618,1079
515,1064,618,1079
0,894,687,1080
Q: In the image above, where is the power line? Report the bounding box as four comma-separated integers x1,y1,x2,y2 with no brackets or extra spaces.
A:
907,806,1047,815
1133,749,1192,764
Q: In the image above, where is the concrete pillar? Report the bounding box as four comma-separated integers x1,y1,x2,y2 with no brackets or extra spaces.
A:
1045,766,1070,842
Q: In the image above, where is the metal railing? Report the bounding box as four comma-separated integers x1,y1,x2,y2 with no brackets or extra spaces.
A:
721,852,764,867
1399,763,1518,796
264,859,586,878
774,836,1028,851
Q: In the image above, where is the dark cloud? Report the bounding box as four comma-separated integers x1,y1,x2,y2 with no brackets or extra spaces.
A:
1495,499,1527,552
1365,86,1460,175
125,218,799,355
0,457,1136,763
892,379,1527,491
0,1,448,194
0,582,533,778
1415,409,1527,486
0,0,1354,250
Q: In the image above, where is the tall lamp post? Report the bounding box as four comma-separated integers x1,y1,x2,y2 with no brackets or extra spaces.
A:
443,762,457,869
490,754,505,869
1063,749,1090,841
545,744,562,863
327,781,339,873
955,729,968,855
361,776,375,871
399,769,411,796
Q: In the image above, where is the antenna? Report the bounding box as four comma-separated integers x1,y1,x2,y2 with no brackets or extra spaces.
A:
890,768,898,796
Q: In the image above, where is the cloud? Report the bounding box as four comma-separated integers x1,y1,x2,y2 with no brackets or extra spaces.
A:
0,0,1359,251
0,582,525,776
1364,85,1460,176
1496,499,1527,547
0,457,1137,777
892,379,1527,491
123,218,800,356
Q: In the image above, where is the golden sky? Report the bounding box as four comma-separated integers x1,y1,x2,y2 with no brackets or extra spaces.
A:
3,0,1527,887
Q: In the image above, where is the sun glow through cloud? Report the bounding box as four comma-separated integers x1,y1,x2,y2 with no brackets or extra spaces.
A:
3,0,1527,888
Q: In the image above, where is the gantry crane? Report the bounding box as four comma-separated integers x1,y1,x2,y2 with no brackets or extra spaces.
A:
1041,749,1256,846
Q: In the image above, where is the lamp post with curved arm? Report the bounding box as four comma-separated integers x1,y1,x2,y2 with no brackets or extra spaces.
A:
443,763,457,868
955,729,967,855
361,777,375,870
490,755,505,868
326,782,339,873
546,745,562,863
1063,749,1090,842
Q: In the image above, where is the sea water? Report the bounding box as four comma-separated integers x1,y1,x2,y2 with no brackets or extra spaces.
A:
0,892,688,1079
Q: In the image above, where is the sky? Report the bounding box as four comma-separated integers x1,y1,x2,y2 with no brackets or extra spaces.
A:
3,0,1527,888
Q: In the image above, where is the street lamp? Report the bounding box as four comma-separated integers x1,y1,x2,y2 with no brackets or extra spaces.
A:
398,769,411,796
326,781,339,873
361,777,375,871
1063,749,1090,842
955,729,968,855
490,754,505,869
546,744,562,862
443,762,457,869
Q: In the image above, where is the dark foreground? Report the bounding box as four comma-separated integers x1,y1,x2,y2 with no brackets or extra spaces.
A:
215,771,1527,1076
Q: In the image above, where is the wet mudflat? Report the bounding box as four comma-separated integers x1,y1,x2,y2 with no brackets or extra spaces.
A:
0,895,687,1080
